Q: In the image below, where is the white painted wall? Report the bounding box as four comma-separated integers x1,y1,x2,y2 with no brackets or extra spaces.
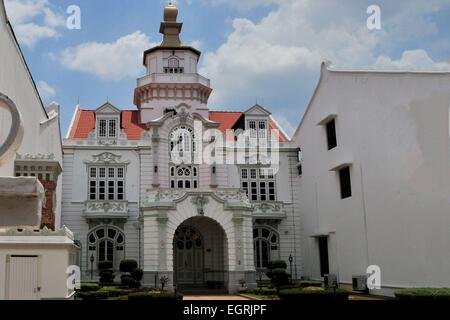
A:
0,242,77,300
294,62,450,294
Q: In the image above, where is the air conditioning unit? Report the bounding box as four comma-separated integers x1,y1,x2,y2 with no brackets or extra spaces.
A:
324,274,338,288
352,275,368,292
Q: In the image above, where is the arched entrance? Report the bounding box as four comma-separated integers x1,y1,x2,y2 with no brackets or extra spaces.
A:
174,225,204,284
173,217,227,289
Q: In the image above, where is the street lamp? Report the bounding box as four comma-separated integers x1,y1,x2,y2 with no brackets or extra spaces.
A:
289,254,294,284
90,254,95,280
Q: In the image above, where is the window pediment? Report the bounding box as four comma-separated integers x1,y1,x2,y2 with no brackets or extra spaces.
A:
83,152,130,166
95,103,121,115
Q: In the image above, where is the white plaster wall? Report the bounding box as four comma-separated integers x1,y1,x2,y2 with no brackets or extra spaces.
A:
0,244,75,300
294,65,450,290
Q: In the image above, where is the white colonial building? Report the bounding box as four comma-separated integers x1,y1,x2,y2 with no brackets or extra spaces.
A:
62,3,301,293
293,61,450,296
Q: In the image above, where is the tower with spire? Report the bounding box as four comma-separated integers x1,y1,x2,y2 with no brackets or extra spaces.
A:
134,2,212,122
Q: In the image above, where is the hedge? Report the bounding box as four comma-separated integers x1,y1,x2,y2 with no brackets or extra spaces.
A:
77,283,100,292
252,288,278,296
98,287,130,298
395,288,450,300
299,280,323,288
128,292,184,301
279,288,349,302
76,291,109,300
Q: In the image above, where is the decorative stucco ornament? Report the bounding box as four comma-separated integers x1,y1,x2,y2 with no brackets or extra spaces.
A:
191,194,209,216
0,93,24,163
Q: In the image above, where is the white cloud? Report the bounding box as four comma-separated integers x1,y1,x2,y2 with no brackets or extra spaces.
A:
14,23,58,48
375,50,450,70
4,0,65,48
199,0,450,130
37,80,56,99
58,31,157,80
204,0,283,11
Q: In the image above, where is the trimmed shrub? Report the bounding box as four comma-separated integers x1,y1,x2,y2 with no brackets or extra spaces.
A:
268,260,288,270
121,274,134,287
279,288,349,302
395,288,450,300
99,270,115,284
98,261,113,271
76,291,109,300
270,268,290,291
131,268,144,282
120,260,138,273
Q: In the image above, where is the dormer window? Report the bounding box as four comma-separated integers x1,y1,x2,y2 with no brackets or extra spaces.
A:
98,118,118,138
247,120,268,140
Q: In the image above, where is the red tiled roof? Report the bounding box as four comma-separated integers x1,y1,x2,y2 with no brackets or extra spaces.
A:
68,109,95,139
68,109,288,142
68,109,146,140
209,111,243,133
209,111,289,142
121,111,147,140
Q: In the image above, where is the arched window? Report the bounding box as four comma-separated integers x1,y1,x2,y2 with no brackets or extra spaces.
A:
165,57,184,74
169,57,179,68
87,226,125,270
170,165,198,189
169,126,199,189
253,226,279,269
169,125,196,157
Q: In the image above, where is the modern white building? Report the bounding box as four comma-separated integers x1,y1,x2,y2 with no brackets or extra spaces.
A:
62,3,301,293
0,0,77,300
293,61,450,296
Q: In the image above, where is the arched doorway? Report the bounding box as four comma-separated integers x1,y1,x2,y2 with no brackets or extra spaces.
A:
87,225,125,270
173,225,204,285
173,217,227,289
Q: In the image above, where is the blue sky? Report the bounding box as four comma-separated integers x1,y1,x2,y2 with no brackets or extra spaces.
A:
4,0,450,137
